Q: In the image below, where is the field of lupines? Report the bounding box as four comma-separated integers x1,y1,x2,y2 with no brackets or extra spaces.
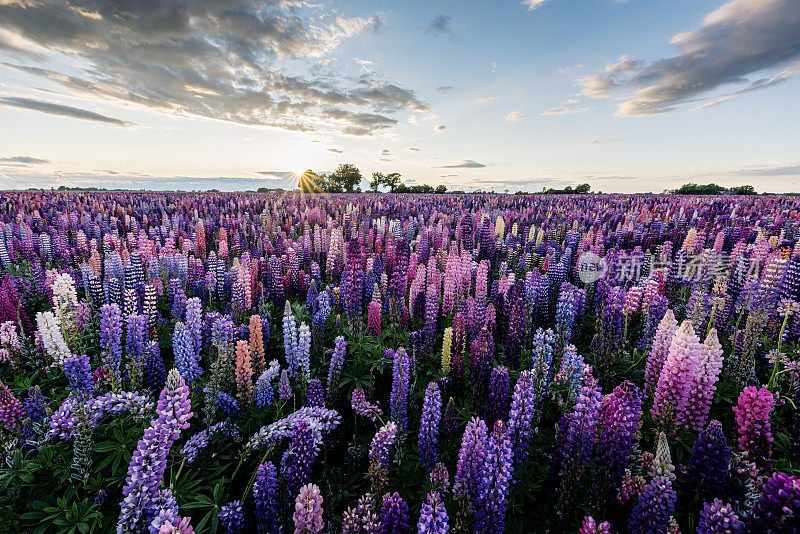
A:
0,191,798,534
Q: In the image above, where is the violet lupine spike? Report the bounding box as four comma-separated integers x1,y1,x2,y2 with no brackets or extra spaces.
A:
453,417,488,506
253,461,279,534
504,368,536,466
379,492,410,534
417,491,449,534
749,472,799,533
245,406,341,454
117,369,193,534
418,381,443,471
696,499,744,534
283,419,317,497
596,380,642,505
352,388,384,422
485,366,510,429
476,419,514,534
627,478,677,534
370,421,398,471
684,420,731,506
579,516,612,534
326,336,346,404
0,379,24,430
390,347,411,435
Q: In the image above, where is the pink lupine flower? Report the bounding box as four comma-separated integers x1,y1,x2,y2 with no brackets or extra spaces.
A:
652,320,701,429
645,310,678,397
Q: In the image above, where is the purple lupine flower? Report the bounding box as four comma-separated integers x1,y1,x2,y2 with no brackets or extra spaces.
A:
685,420,731,506
441,397,458,436
174,322,202,386
293,483,324,534
352,388,383,422
0,379,24,430
506,370,536,468
417,491,449,534
379,492,410,534
253,461,279,534
505,295,526,368
342,493,380,533
476,419,514,533
185,297,202,357
430,462,450,493
145,340,166,393
470,326,494,411
23,386,48,423
179,421,240,464
627,478,676,534
99,303,123,390
62,354,93,401
579,516,612,534
219,500,244,534
279,369,293,401
390,348,411,435
552,373,602,510
370,421,398,471
307,379,324,408
284,420,317,496
750,472,800,532
326,336,346,404
453,417,488,506
217,392,241,419
596,380,641,505
117,369,193,532
485,366,510,429
697,499,743,534
418,381,442,471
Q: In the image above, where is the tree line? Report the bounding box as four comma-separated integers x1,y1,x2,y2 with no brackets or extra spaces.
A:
294,164,448,194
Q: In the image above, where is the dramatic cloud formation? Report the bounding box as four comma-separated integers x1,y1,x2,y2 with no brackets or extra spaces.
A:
438,160,486,168
427,15,455,37
0,0,427,134
0,96,137,126
579,0,800,115
505,111,526,122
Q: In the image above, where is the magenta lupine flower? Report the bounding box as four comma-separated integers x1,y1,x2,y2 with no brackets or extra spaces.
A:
697,499,743,534
644,309,677,397
476,419,514,533
732,385,774,471
118,369,193,533
418,381,442,470
379,492,410,534
683,329,724,431
652,320,701,429
293,483,324,534
417,491,449,534
0,379,24,430
368,299,382,337
352,388,384,422
579,516,612,534
749,472,799,533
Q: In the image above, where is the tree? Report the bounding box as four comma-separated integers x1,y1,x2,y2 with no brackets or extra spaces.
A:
370,172,385,193
435,185,447,194
298,170,327,193
384,172,402,192
574,183,591,194
327,164,362,193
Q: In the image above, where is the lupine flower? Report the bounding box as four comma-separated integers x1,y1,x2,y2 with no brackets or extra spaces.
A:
284,420,317,496
23,385,48,423
0,379,24,430
684,420,731,506
219,500,244,534
390,348,411,435
118,369,193,532
596,380,642,504
697,499,743,534
652,320,701,430
217,392,241,419
485,366,510,429
476,420,514,533
749,472,799,533
649,431,676,483
683,329,724,431
579,516,612,534
352,388,384,422
732,385,774,472
253,462,279,534
174,322,202,387
430,462,450,493
628,478,677,534
454,417,488,505
249,314,267,377
418,381,442,470
379,492,410,534
254,360,280,408
506,370,536,468
645,309,678,397
235,340,253,405
417,491,449,534
307,379,325,408
279,369,293,401
293,483,324,534
326,336,346,404
63,354,94,401
180,421,240,464
342,493,380,533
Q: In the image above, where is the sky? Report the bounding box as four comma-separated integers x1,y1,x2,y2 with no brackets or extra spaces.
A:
1,0,799,193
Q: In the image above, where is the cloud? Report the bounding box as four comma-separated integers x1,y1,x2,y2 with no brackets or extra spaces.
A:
439,160,486,168
380,158,391,161
0,1,426,134
440,174,458,178
381,149,390,155
559,64,583,75
522,0,549,10
0,96,137,126
540,104,589,116
427,15,454,37
505,111,526,122
473,95,495,104
733,163,800,176
407,147,420,152
604,55,643,76
435,124,446,131
583,138,600,146
437,85,455,93
0,155,49,164
326,148,343,153
691,74,788,110
578,0,800,116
